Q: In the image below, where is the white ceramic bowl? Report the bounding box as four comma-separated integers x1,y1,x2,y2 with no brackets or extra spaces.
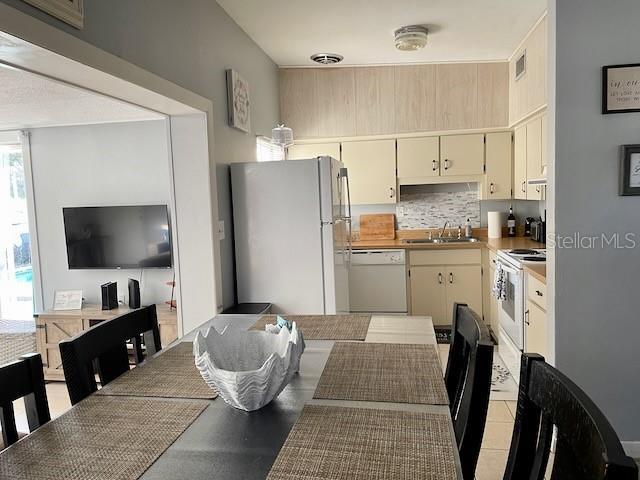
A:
193,323,305,411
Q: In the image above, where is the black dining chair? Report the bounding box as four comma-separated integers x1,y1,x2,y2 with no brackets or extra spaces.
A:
0,353,51,450
503,353,638,480
444,303,494,480
59,305,161,405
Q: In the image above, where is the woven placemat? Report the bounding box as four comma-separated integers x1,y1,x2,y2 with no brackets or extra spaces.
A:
97,342,217,399
267,404,458,480
250,314,371,340
314,342,449,405
0,395,208,480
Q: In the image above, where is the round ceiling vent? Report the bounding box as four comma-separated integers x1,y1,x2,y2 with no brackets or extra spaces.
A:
310,53,344,65
394,25,429,51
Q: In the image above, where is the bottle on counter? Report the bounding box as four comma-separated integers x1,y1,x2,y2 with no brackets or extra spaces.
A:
507,205,517,237
465,218,473,238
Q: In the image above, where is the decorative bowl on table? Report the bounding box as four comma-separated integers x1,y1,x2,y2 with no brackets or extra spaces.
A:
193,322,305,411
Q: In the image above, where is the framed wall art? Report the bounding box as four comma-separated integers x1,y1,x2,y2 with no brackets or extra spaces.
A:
22,0,84,29
603,64,640,114
620,145,640,196
226,69,251,133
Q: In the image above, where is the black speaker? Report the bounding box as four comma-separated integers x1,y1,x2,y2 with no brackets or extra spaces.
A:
101,282,118,310
128,278,140,309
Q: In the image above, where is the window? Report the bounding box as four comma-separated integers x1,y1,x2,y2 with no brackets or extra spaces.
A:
256,136,284,162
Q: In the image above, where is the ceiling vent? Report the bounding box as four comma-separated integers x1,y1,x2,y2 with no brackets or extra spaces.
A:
310,53,344,65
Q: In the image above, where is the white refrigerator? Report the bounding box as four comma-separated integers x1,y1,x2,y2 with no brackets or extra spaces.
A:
231,156,351,314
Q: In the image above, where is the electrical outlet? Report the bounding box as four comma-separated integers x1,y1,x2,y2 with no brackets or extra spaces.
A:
218,220,225,240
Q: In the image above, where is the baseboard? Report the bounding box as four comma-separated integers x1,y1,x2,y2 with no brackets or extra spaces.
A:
622,441,640,458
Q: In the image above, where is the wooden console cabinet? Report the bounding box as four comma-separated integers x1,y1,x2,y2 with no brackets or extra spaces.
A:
34,304,178,381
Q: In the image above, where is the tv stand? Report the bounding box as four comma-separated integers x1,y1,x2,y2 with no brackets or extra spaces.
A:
34,303,177,381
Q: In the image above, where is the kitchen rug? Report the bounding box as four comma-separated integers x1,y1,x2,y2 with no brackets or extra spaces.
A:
267,404,458,480
314,342,449,405
97,342,217,399
491,353,518,401
251,314,371,340
0,395,208,480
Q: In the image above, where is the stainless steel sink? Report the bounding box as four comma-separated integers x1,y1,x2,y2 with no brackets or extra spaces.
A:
404,237,480,244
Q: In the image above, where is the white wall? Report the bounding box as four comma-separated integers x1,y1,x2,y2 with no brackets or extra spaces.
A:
555,0,640,442
29,120,174,308
0,0,281,309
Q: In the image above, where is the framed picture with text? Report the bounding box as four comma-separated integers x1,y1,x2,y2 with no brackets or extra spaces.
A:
22,0,84,29
620,145,640,196
603,64,640,114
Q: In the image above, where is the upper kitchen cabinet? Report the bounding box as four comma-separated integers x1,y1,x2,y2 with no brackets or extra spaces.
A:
514,124,528,200
440,134,484,176
280,69,319,138
394,65,437,133
341,139,396,205
477,63,510,128
397,136,440,180
436,63,478,130
355,66,395,136
484,131,512,199
286,142,341,161
316,68,356,137
509,16,548,124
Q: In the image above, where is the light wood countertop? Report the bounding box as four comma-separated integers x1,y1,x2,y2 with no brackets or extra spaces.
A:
524,264,547,283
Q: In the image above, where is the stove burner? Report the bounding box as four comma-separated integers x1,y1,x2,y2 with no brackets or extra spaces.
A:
522,256,546,262
510,249,540,255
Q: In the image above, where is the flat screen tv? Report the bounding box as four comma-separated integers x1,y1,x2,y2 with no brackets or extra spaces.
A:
63,205,172,269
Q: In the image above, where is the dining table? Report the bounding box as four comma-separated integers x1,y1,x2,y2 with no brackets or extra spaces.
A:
1,313,462,480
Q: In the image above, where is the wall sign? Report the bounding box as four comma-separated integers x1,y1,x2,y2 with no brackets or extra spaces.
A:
620,145,640,196
226,69,251,133
603,64,640,114
22,0,84,29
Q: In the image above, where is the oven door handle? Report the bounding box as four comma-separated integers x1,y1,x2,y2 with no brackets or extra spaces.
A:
497,261,520,276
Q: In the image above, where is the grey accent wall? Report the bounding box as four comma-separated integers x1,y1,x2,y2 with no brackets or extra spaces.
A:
555,0,640,441
1,0,280,309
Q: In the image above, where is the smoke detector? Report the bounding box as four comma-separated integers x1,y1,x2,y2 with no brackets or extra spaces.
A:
394,25,429,51
310,53,344,65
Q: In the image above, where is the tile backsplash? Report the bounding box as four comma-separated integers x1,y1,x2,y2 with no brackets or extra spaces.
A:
396,184,480,229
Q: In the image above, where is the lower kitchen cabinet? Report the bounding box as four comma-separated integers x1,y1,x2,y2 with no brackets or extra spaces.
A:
408,249,482,325
524,272,548,357
525,300,547,357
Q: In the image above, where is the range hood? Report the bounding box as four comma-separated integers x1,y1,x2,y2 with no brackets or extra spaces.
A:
527,165,547,185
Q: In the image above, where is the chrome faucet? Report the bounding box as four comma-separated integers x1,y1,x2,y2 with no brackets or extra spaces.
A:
438,220,450,238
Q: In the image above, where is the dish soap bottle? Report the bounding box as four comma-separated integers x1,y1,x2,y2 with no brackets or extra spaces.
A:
507,205,517,237
465,218,473,238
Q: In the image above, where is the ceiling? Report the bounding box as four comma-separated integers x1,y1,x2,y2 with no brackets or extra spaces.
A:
217,0,547,66
0,64,164,131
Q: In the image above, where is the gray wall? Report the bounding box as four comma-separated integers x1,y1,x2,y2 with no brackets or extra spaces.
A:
29,121,173,307
556,0,640,441
1,0,281,308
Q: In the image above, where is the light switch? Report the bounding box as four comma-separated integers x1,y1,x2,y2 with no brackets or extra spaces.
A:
218,220,226,240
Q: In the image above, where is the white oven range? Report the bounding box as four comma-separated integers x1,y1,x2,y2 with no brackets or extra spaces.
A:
495,248,546,380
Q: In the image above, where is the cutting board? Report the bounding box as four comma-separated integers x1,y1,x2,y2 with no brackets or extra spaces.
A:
359,214,396,240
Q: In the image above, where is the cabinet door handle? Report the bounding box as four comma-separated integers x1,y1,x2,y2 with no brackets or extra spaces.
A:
535,290,543,297
438,272,443,284
444,159,450,170
389,187,395,198
522,181,526,193
432,159,438,172
490,183,495,194
449,272,454,284
525,309,530,326
536,186,541,193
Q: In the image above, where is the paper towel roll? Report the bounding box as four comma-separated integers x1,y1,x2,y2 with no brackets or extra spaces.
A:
488,211,502,239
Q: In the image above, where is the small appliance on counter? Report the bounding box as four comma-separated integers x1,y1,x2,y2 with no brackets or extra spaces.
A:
524,217,535,237
530,218,546,243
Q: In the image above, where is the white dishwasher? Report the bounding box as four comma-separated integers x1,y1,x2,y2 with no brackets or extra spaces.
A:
349,250,407,313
